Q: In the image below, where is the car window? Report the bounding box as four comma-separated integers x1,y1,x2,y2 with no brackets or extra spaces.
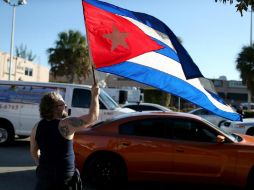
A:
119,117,218,142
72,88,91,108
100,89,119,110
119,118,171,138
72,88,107,109
124,105,140,111
172,119,217,142
194,109,216,116
140,105,161,111
124,105,162,111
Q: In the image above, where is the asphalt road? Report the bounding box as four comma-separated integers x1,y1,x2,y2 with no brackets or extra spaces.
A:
0,138,243,190
0,139,36,190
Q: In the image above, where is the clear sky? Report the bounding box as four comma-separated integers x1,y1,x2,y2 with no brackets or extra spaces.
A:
0,0,252,81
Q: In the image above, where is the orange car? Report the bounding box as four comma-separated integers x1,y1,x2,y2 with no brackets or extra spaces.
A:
73,112,254,189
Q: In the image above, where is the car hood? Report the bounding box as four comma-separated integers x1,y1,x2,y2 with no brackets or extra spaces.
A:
231,118,254,124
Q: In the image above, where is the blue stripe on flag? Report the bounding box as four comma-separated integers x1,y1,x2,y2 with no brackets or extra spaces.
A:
152,38,180,63
98,62,241,121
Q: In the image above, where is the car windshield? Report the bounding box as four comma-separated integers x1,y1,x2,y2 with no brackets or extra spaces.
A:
202,119,238,142
100,89,119,110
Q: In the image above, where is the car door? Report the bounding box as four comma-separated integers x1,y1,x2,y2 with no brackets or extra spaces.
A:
170,119,228,182
118,118,174,180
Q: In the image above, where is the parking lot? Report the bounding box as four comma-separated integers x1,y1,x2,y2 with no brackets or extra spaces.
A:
0,138,243,190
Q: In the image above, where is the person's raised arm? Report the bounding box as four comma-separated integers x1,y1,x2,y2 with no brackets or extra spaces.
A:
58,83,100,139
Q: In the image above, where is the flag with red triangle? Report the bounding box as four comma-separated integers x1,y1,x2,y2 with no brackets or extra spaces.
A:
82,0,241,121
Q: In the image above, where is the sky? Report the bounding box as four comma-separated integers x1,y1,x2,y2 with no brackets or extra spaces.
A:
0,0,252,81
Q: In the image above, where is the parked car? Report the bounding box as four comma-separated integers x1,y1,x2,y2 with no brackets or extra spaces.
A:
188,107,226,127
74,111,254,189
220,118,254,136
122,102,171,112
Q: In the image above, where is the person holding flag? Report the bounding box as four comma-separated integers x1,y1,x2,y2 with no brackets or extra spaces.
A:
30,83,99,190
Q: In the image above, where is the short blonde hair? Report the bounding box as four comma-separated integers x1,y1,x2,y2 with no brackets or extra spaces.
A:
39,92,63,120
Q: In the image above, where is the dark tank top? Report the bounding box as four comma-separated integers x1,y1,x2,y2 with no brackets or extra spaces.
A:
35,119,75,178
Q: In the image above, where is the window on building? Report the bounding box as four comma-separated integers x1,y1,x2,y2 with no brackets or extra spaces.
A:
25,67,33,76
228,81,245,88
213,80,223,87
227,93,247,101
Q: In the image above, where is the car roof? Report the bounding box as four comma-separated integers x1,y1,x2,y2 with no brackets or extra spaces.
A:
123,102,164,106
100,111,202,124
188,107,203,113
122,102,171,111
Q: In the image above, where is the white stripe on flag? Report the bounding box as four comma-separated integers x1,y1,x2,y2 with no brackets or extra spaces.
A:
128,52,236,113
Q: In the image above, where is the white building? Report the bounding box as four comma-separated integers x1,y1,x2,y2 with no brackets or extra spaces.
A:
0,50,49,82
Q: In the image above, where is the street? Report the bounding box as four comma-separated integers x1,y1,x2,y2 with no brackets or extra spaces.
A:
0,138,242,190
0,139,36,190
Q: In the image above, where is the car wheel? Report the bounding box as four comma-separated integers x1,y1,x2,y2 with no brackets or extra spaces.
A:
218,120,226,128
84,154,127,189
246,168,254,189
246,127,254,136
0,125,14,146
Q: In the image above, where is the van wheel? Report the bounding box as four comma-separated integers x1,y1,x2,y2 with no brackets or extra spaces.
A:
218,120,226,128
0,125,14,145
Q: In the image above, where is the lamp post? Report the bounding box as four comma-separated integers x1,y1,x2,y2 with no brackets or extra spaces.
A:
3,0,27,80
250,8,253,47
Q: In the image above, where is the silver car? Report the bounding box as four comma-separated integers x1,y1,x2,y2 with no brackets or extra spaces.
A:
220,118,254,136
188,108,226,127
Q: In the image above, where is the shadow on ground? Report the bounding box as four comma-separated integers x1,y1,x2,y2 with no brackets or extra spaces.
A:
0,169,36,190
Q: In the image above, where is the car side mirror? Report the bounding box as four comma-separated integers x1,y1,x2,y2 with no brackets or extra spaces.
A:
216,135,225,143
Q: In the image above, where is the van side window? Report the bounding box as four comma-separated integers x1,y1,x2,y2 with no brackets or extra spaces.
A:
0,84,66,104
72,88,91,108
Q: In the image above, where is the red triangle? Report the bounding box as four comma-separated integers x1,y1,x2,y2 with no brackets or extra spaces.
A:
83,1,163,68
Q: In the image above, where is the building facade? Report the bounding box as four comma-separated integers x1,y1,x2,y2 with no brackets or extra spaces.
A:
211,78,248,106
50,69,250,107
0,50,49,82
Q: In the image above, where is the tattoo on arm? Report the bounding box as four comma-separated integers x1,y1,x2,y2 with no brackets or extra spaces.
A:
68,117,87,128
59,118,87,137
59,125,70,137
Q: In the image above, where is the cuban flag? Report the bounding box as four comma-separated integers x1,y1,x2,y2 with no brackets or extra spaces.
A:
82,0,241,121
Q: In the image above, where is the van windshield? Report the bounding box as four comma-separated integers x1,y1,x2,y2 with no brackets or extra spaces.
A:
100,89,119,110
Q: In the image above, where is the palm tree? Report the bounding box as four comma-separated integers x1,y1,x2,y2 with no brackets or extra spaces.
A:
16,44,36,61
215,0,254,16
236,45,254,102
47,30,90,83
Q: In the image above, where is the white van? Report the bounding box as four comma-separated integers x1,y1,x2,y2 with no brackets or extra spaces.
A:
0,80,134,145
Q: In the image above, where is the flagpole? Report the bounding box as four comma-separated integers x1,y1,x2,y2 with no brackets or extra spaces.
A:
82,2,96,85
86,37,96,85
